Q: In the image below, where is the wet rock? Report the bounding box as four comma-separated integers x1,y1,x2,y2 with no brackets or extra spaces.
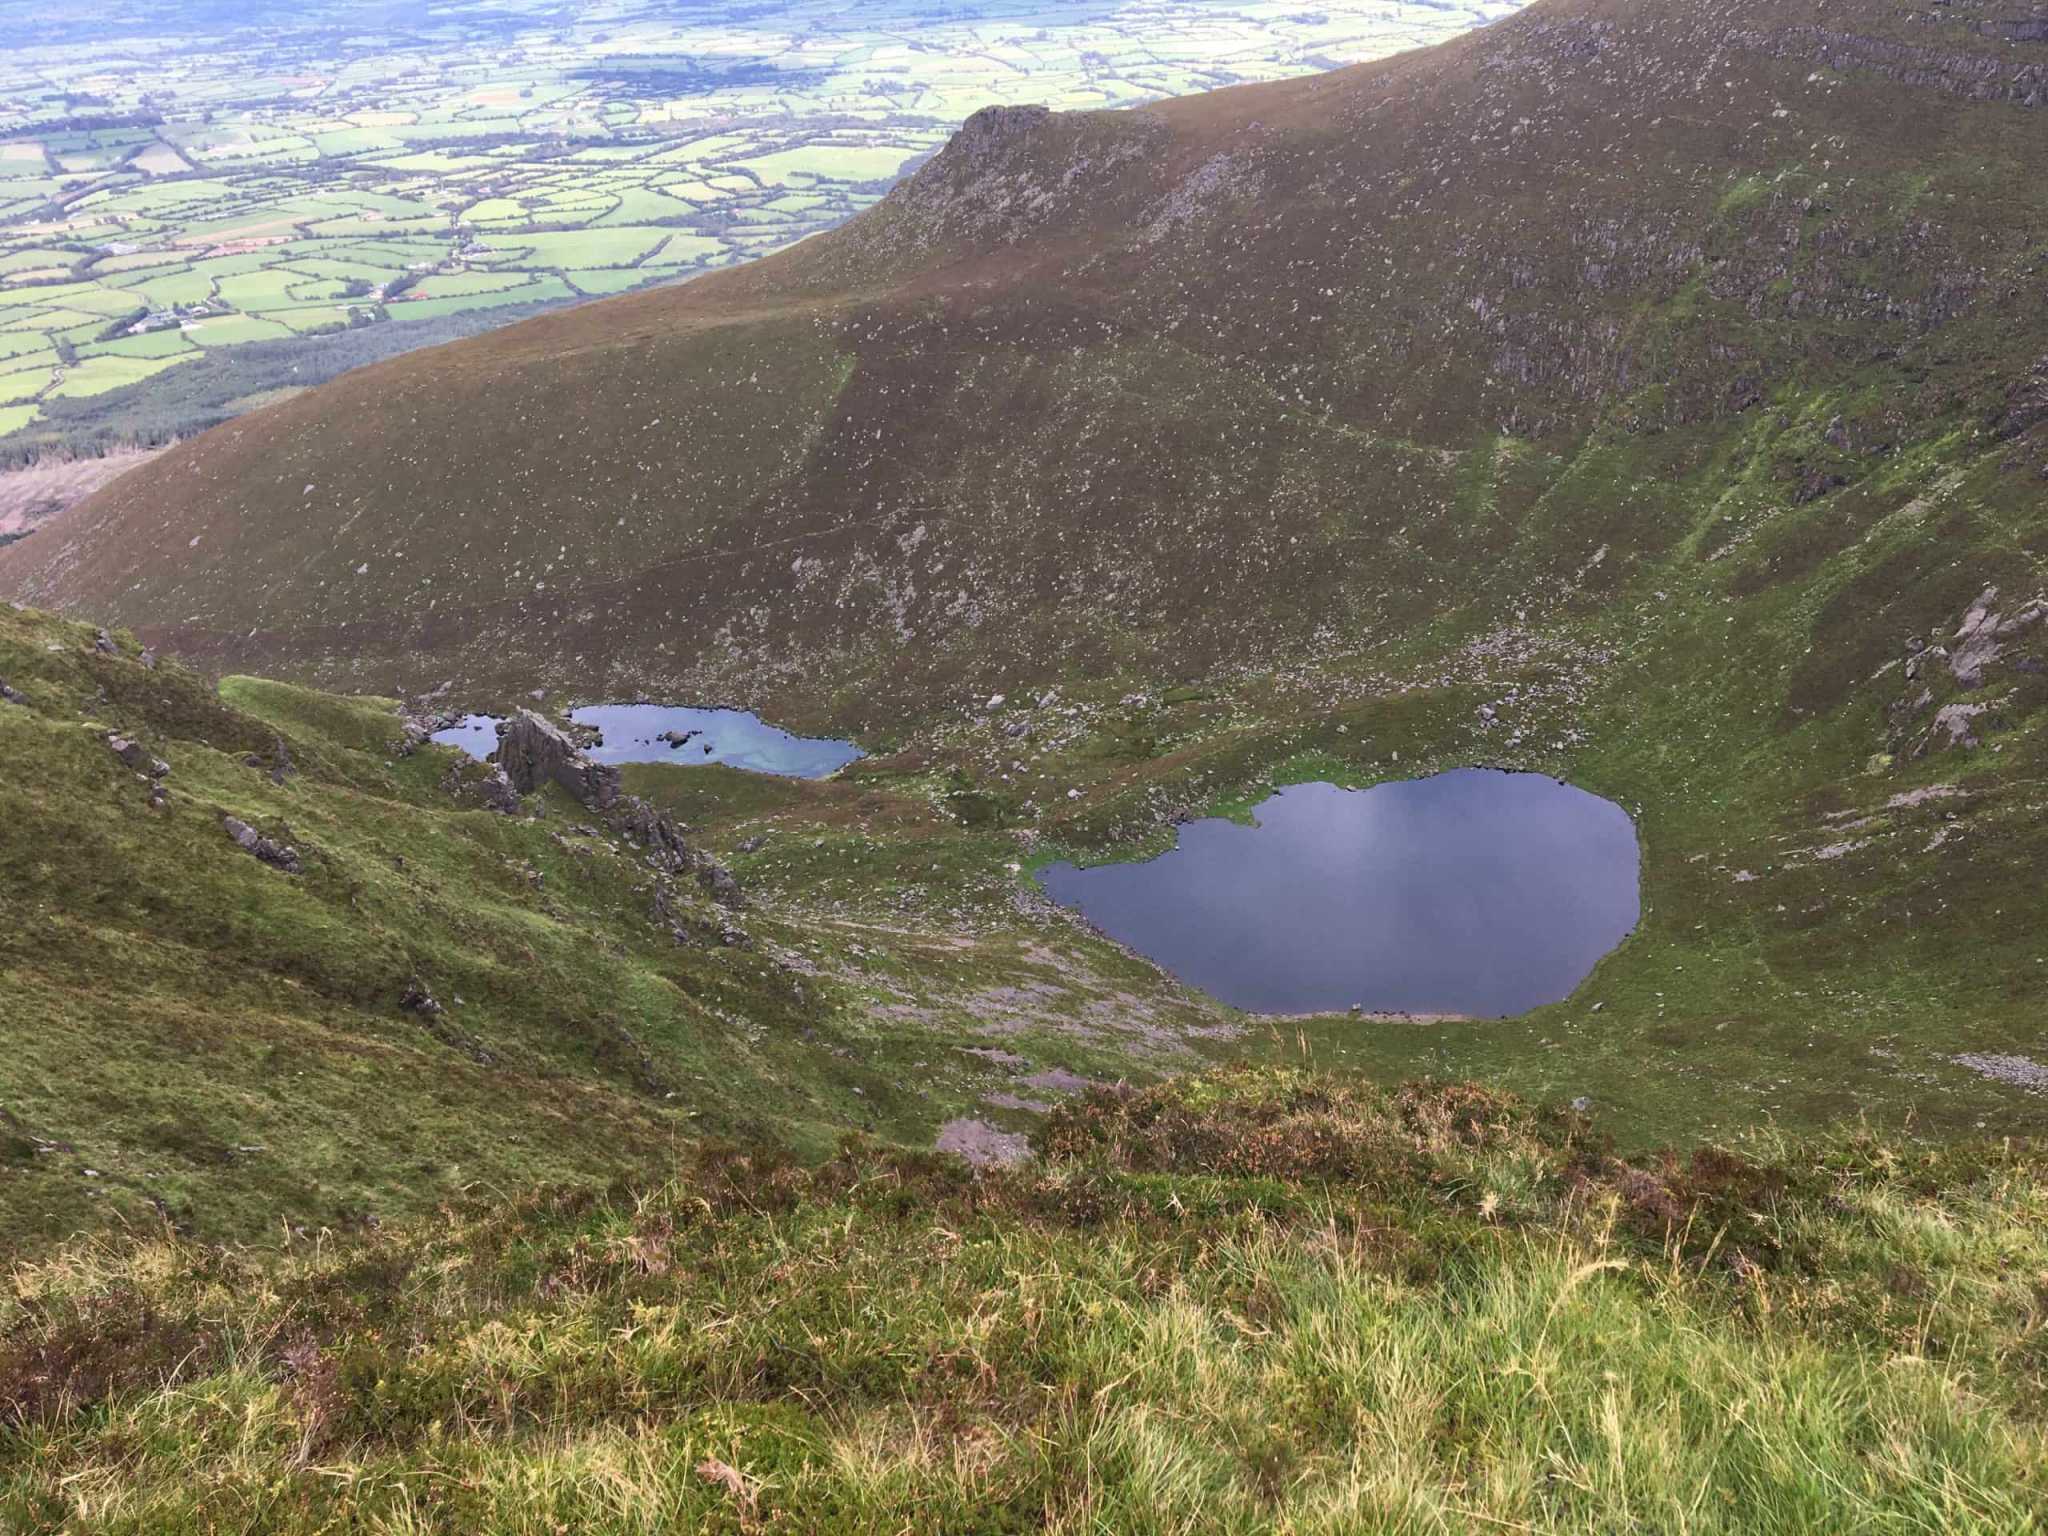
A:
498,709,620,810
222,815,302,874
657,728,700,750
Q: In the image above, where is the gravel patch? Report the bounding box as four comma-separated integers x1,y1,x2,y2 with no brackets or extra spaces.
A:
936,1117,1032,1167
1951,1053,2048,1092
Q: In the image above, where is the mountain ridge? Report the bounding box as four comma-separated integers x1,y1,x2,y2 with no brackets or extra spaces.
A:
6,0,2041,720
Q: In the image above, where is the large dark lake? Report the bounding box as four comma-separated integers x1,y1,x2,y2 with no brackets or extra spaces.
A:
433,703,862,779
1037,771,1639,1016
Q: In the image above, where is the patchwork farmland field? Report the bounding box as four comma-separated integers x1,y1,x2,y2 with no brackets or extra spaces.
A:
0,0,1517,471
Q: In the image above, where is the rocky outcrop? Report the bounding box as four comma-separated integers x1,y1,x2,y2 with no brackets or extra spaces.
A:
399,980,444,1017
611,795,690,870
497,710,621,810
243,734,295,784
1998,356,2048,442
609,793,745,909
1949,586,2047,690
697,861,744,908
107,734,169,779
1734,25,2047,111
222,815,302,875
1931,701,1988,750
442,759,521,814
1887,584,2047,756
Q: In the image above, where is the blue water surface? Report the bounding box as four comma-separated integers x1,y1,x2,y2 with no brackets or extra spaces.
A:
432,702,862,779
1037,771,1639,1017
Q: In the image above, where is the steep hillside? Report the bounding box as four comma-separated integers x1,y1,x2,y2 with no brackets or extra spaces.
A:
6,1071,2045,1532
0,605,1235,1249
4,0,2048,1155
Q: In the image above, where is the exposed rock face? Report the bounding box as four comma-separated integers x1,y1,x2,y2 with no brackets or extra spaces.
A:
697,862,744,908
1950,586,2047,689
1887,584,2047,755
952,104,1052,162
497,709,621,810
1931,701,1988,750
1999,356,2048,442
608,793,745,909
611,795,689,869
476,766,521,814
399,980,444,1017
222,815,302,874
441,758,521,813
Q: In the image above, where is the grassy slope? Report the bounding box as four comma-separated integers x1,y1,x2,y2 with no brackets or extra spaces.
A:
0,605,1240,1251
4,1070,2044,1532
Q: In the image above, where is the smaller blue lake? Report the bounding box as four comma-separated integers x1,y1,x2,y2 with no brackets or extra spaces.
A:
432,703,863,779
1037,771,1639,1018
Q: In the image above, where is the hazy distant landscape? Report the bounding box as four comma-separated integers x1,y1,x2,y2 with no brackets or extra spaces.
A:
0,0,1515,474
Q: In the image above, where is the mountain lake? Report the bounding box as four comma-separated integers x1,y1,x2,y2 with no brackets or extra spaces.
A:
1037,770,1640,1017
433,703,863,779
